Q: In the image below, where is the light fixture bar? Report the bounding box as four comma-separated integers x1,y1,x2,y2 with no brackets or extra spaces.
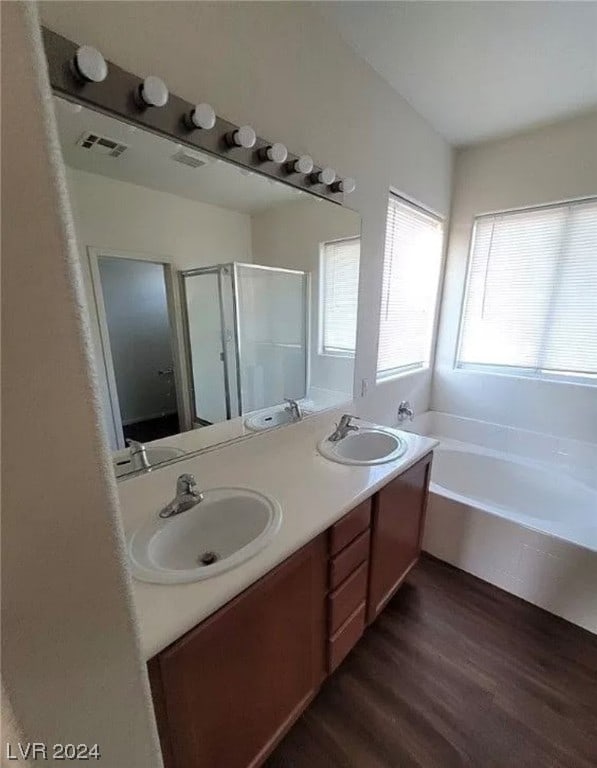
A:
42,27,355,204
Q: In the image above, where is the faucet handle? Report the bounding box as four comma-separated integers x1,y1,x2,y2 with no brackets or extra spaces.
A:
397,400,414,422
176,473,197,495
339,413,359,426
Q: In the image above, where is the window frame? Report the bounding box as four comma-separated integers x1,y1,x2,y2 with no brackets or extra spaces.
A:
375,191,446,383
318,235,360,359
454,196,597,388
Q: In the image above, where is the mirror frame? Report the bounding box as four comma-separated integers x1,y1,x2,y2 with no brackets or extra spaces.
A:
43,27,360,479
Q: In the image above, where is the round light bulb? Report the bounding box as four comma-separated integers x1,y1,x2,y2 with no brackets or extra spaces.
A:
265,143,288,164
317,167,336,185
190,103,216,130
293,154,314,174
73,45,108,83
334,177,356,194
139,76,169,108
229,125,257,149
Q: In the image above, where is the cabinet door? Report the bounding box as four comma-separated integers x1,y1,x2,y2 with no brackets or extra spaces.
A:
367,452,432,623
149,535,327,768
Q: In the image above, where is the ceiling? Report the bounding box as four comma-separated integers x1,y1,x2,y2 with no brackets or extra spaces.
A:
54,98,300,214
320,1,597,146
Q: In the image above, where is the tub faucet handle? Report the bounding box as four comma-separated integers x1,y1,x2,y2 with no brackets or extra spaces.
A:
397,400,414,422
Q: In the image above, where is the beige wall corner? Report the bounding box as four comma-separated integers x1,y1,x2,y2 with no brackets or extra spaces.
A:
433,111,597,441
1,3,162,764
1,685,31,766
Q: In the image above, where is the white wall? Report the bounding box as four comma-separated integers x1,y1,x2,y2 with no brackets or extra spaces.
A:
67,168,252,271
66,168,252,446
432,112,597,442
251,198,360,399
1,4,162,764
40,0,453,428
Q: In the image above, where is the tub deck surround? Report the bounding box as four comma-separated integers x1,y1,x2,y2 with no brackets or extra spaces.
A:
117,410,437,659
424,426,597,634
428,410,597,489
431,438,597,550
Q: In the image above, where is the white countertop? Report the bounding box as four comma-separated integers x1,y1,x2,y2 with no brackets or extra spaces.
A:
117,411,438,660
116,390,352,464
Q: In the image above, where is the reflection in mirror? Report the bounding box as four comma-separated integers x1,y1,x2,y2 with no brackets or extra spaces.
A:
53,97,361,476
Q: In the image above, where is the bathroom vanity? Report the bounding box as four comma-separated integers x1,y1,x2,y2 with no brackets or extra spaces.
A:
39,31,436,768
145,450,433,768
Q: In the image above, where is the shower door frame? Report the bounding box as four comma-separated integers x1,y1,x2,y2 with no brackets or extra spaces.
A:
233,263,311,411
181,262,311,424
180,264,243,424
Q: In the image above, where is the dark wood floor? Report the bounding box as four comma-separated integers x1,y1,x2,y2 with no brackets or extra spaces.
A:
122,412,179,443
266,555,597,768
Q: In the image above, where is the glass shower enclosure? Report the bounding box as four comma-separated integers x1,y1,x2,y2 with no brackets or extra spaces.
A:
181,263,309,426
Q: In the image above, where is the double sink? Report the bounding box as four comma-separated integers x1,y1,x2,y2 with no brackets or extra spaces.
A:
129,420,409,585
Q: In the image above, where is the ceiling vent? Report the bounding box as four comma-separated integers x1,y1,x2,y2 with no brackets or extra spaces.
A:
76,131,128,157
171,148,209,169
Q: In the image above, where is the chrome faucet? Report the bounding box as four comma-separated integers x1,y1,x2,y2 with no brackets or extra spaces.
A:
126,438,150,471
284,398,303,422
397,400,414,423
159,474,204,518
328,414,359,442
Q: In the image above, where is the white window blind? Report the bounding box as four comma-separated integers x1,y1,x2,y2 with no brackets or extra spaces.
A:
457,198,597,381
320,237,360,356
376,195,444,380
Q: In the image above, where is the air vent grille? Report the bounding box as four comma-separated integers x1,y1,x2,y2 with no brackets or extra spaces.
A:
76,132,128,157
171,148,208,169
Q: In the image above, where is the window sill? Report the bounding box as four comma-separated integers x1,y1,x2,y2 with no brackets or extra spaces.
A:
454,364,597,388
318,350,356,360
376,365,429,385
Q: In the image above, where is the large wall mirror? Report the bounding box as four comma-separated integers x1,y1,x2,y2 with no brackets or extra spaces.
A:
53,98,361,477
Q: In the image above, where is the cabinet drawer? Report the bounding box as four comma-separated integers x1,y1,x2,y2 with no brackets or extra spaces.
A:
328,602,366,672
329,499,371,555
329,529,370,590
328,561,368,635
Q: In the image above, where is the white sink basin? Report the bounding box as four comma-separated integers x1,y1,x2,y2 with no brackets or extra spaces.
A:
114,446,185,478
129,487,282,584
318,428,408,466
245,407,309,432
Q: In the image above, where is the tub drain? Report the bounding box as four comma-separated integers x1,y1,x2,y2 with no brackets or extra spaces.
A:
198,551,219,566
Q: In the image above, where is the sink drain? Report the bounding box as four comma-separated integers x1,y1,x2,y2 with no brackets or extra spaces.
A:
198,551,219,566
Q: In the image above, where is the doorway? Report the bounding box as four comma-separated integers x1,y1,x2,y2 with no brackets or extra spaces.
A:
89,251,185,449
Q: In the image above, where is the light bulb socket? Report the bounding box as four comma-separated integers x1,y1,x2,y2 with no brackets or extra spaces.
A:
331,177,356,194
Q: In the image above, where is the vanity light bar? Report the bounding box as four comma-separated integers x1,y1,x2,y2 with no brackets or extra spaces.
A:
43,29,356,203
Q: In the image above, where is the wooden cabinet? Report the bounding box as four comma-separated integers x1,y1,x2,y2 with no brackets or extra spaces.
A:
148,453,433,768
326,499,371,672
148,534,327,768
367,452,433,623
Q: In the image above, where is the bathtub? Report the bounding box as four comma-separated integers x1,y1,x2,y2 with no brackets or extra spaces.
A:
423,435,597,633
430,441,597,551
